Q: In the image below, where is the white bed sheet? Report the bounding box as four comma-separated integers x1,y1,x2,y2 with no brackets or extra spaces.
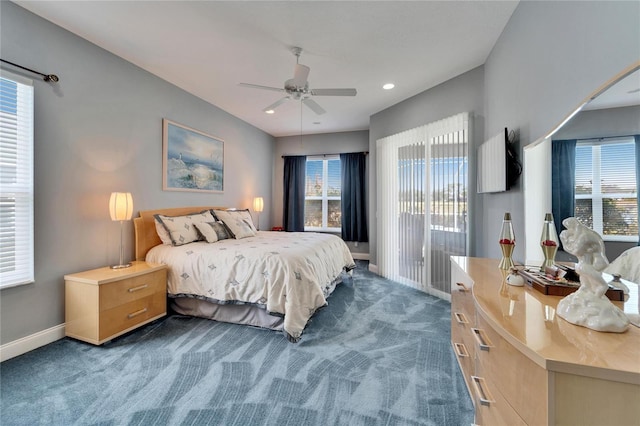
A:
146,231,355,341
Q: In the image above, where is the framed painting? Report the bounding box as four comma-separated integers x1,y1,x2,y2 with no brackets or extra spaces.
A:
162,119,224,192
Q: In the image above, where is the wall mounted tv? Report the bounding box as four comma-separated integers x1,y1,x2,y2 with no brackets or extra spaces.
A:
477,127,521,193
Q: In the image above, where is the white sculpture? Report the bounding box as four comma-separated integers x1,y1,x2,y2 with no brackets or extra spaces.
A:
556,217,629,333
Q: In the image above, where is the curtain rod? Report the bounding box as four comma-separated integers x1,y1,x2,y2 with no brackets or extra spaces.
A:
576,134,638,143
1,58,60,83
282,151,368,158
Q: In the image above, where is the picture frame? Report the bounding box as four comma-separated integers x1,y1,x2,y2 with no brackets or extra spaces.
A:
162,118,224,193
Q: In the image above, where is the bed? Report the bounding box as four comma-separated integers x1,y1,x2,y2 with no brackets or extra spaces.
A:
133,206,356,342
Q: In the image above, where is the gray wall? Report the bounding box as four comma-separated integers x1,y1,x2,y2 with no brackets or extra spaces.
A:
555,105,640,140
0,3,275,345
273,131,370,256
480,0,640,263
369,66,485,267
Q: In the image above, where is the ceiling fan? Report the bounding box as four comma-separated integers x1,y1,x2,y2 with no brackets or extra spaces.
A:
239,47,357,115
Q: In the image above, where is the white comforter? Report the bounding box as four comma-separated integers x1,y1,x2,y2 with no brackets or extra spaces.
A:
146,231,355,341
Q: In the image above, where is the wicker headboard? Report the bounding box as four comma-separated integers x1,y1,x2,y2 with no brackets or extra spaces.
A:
134,206,225,261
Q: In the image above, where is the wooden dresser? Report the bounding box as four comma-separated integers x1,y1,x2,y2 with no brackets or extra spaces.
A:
65,261,167,345
450,256,640,425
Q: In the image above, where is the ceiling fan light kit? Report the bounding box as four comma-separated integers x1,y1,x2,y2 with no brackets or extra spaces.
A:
239,47,356,115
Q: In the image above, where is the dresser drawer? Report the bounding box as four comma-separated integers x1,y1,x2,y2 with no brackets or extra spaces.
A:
472,375,527,426
99,290,166,340
451,264,474,318
452,309,476,362
452,340,475,399
99,269,166,311
474,312,547,425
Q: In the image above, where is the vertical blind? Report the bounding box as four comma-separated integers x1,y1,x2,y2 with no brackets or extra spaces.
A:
377,112,469,297
0,70,34,288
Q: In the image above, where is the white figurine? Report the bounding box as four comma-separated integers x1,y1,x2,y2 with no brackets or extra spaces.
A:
556,217,629,333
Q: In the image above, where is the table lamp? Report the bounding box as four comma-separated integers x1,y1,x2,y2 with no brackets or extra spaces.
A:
109,192,133,269
253,197,264,231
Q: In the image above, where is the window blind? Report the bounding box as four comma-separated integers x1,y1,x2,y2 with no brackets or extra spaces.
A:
0,70,34,288
575,139,637,241
377,112,469,297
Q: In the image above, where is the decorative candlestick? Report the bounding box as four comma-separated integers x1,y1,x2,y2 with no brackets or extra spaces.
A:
498,212,516,270
540,213,559,269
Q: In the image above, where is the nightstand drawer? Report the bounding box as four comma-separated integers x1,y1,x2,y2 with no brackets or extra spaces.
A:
99,291,166,340
100,269,166,311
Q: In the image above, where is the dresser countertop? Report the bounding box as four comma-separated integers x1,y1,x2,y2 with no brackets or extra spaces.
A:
451,256,640,385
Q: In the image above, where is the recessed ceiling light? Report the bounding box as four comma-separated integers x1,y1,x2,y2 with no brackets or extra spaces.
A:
383,83,395,90
265,109,275,114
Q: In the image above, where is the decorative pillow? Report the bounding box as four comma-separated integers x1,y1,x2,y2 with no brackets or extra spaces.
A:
194,221,230,243
154,210,215,246
212,209,257,239
154,218,173,245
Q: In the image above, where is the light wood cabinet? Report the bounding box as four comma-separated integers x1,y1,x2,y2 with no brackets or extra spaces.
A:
450,256,640,426
65,261,167,345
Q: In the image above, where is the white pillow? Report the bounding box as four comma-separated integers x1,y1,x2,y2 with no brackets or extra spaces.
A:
212,209,257,239
154,218,173,245
154,210,215,246
194,221,231,243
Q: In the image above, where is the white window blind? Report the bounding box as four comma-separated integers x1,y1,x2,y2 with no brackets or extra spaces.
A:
0,70,34,288
377,112,469,297
575,138,638,242
304,156,341,232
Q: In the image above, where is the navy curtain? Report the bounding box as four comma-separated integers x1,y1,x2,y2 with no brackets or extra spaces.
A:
636,135,640,245
340,152,368,242
551,139,577,243
283,155,307,232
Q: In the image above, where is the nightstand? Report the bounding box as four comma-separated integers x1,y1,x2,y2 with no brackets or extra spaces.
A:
64,261,167,345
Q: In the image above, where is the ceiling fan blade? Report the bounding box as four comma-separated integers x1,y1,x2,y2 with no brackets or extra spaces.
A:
310,88,357,96
292,64,310,87
239,83,285,93
263,97,289,113
302,98,326,115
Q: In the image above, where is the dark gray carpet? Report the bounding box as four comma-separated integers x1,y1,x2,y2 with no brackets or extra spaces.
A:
0,261,473,425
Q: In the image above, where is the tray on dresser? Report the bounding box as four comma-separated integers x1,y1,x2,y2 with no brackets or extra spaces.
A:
519,267,625,301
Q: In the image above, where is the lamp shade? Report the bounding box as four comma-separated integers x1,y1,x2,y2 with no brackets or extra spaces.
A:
109,192,133,221
253,197,264,213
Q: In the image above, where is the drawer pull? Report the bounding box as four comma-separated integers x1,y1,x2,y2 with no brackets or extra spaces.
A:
471,328,493,351
454,342,469,358
128,284,149,293
127,308,148,319
456,282,469,292
454,312,469,324
471,376,495,407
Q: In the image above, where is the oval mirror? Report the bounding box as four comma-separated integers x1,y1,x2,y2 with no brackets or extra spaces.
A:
523,63,640,264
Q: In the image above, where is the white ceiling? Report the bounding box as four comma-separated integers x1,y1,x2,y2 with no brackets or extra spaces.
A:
14,0,520,137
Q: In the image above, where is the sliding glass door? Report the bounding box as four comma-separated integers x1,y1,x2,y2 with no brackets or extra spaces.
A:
377,113,469,297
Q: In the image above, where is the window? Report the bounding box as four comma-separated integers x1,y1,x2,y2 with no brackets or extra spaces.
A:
304,156,341,231
0,71,34,288
430,156,468,233
574,138,637,242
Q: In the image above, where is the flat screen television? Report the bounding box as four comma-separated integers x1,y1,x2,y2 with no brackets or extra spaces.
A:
477,127,521,193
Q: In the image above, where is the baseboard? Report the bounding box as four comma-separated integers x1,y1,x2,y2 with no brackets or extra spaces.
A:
368,263,379,274
0,323,66,362
351,252,370,261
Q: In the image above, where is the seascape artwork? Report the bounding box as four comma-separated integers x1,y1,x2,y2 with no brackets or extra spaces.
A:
163,119,224,192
